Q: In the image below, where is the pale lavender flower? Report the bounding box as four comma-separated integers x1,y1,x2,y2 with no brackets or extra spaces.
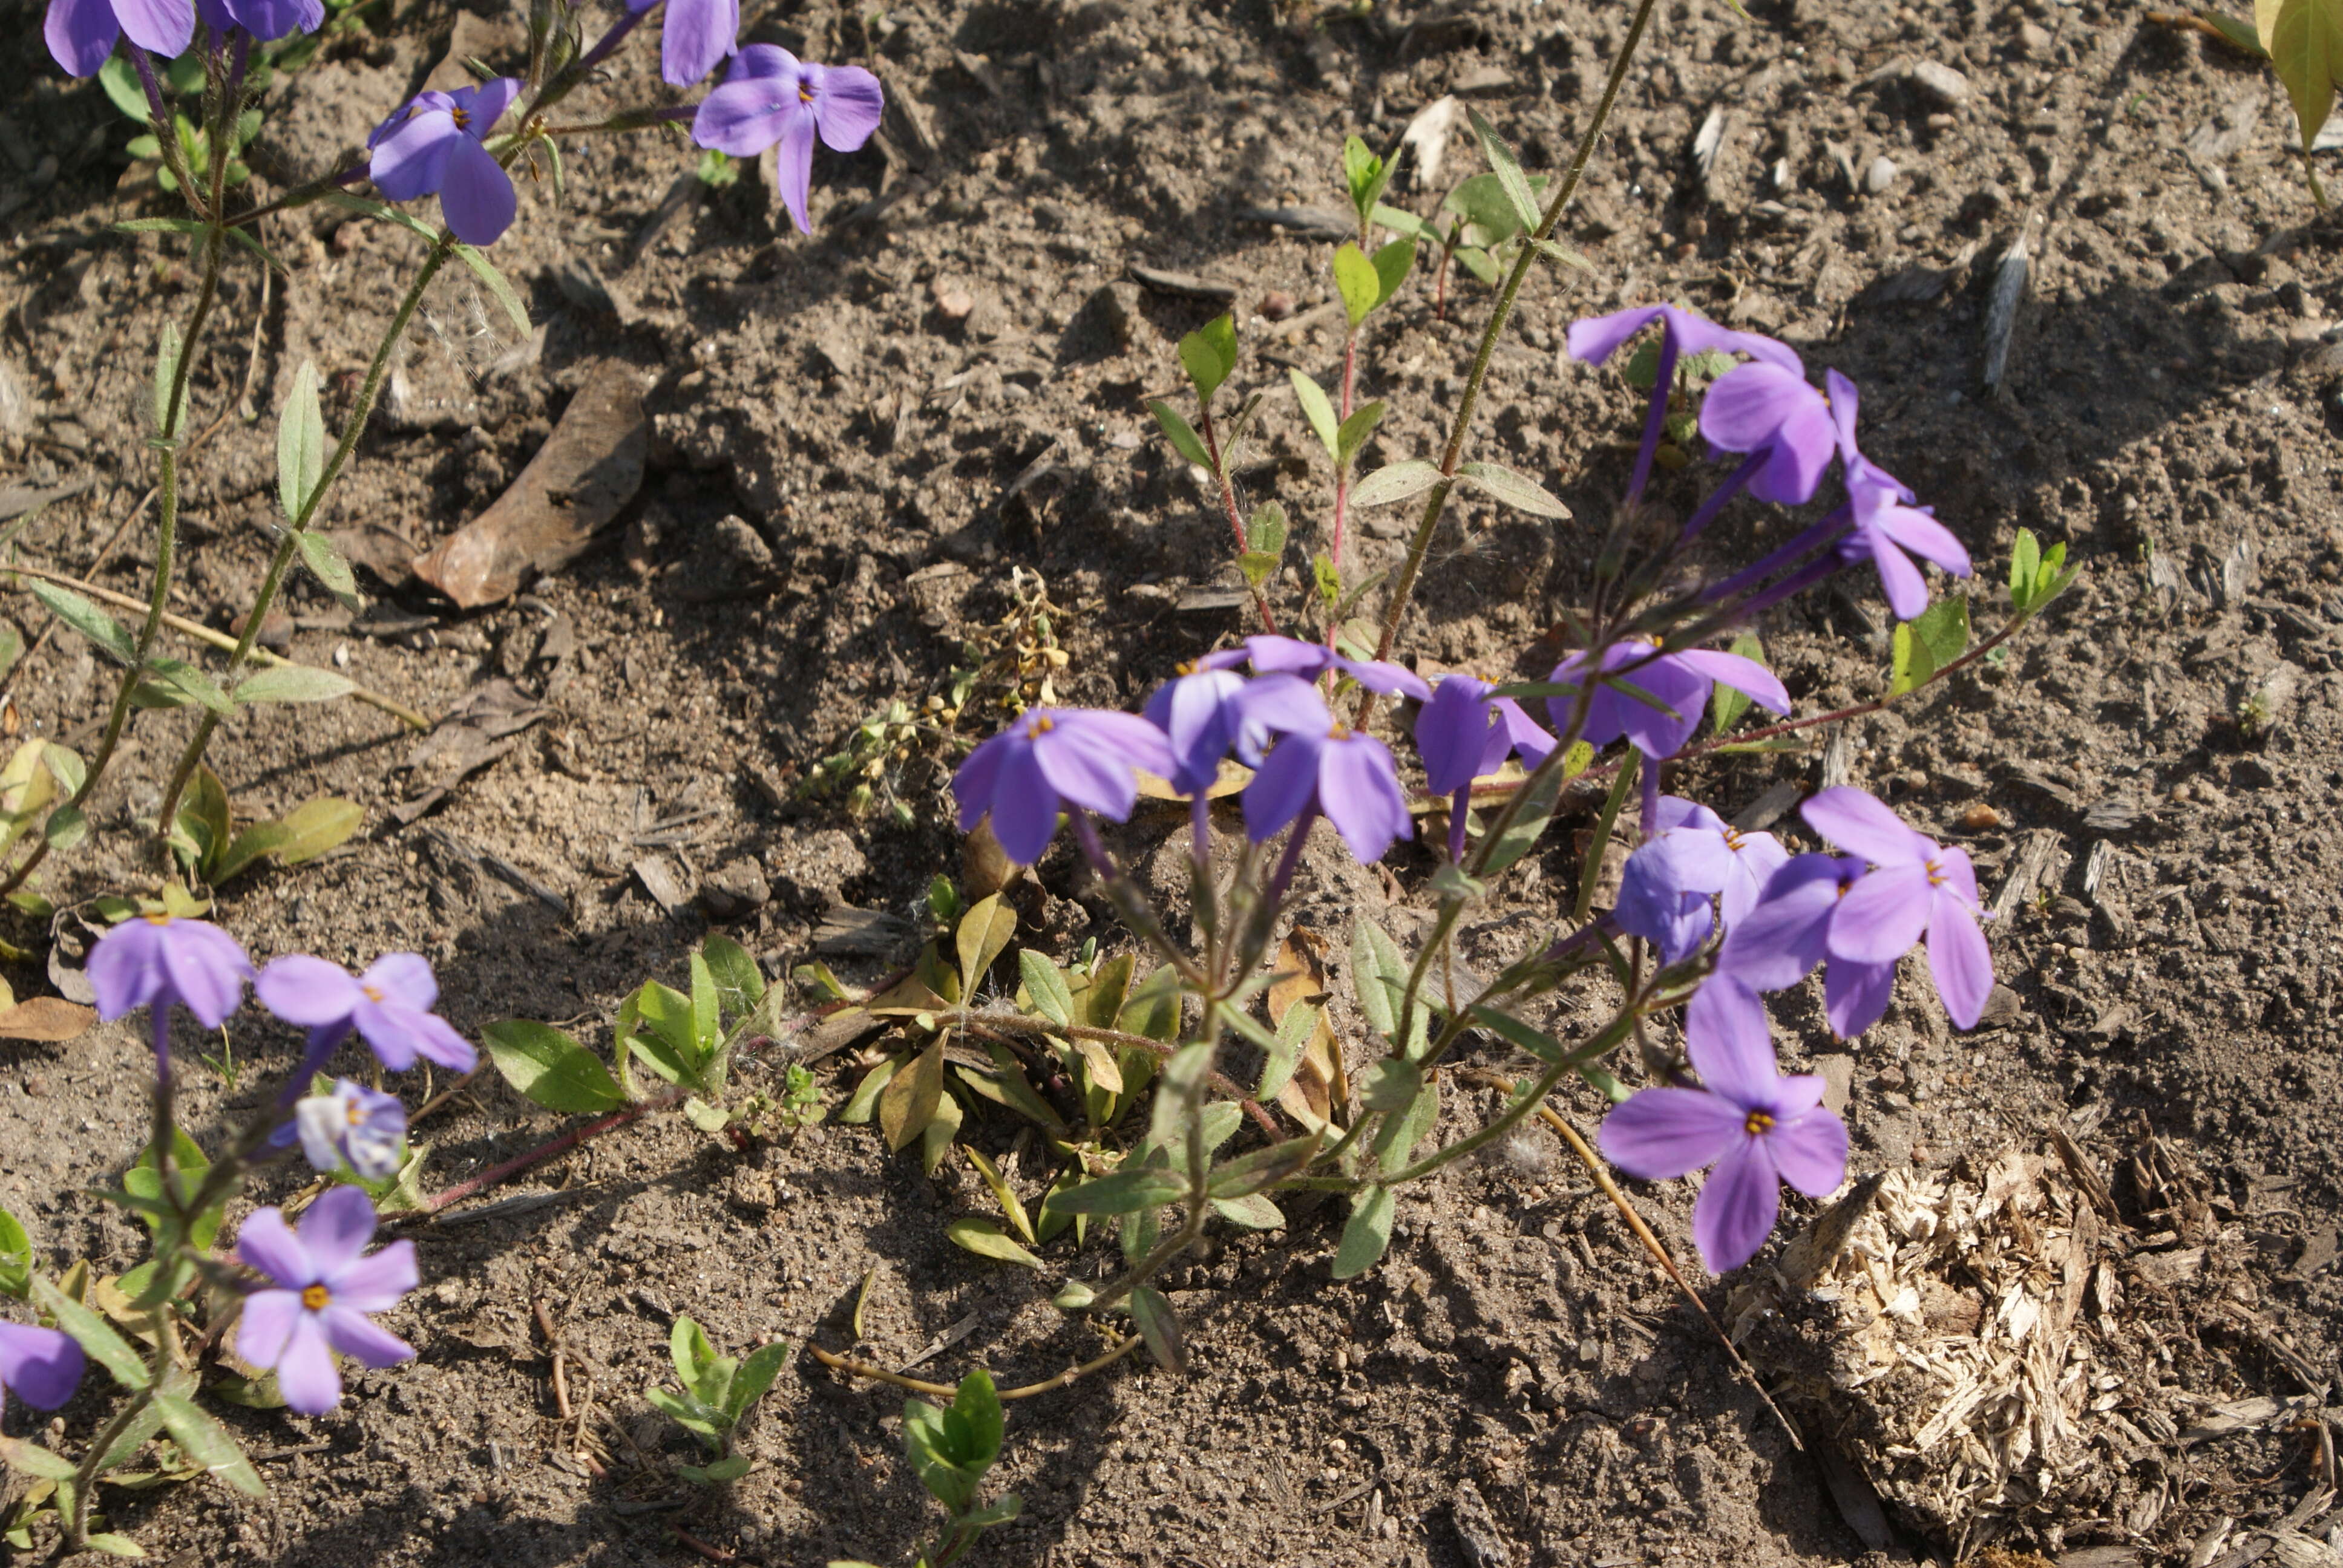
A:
296,1079,407,1181
953,708,1175,865
0,1321,84,1416
257,953,476,1074
1544,638,1788,762
232,1186,416,1415
44,0,191,79
1415,674,1556,797
692,45,883,234
88,914,254,1082
1799,786,1992,1028
195,0,318,41
1703,853,1900,1039
628,0,737,87
1197,635,1432,701
1826,371,1971,620
1241,685,1413,861
1697,361,1837,507
367,79,523,247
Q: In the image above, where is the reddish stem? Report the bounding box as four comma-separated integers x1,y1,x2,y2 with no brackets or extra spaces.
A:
1199,405,1279,635
1327,332,1358,599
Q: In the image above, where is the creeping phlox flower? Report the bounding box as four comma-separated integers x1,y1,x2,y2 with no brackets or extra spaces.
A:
952,708,1174,866
233,1186,417,1415
43,0,191,79
1698,356,1836,509
194,0,319,42
1598,997,1848,1273
1143,668,1323,795
1544,638,1788,762
626,0,737,88
0,1320,85,1417
257,952,477,1074
1567,304,1804,505
297,1079,408,1181
367,79,523,247
1698,854,1883,1039
1616,797,1789,965
1798,786,1992,1028
88,913,254,1082
1197,635,1432,701
1243,699,1414,863
1414,675,1556,799
1826,371,1973,621
691,45,884,235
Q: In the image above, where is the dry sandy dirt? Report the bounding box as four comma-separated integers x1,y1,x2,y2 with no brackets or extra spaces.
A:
2,0,2343,1564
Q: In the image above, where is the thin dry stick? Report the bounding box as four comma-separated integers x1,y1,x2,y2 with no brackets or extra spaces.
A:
807,1331,1147,1401
1460,1066,1803,1449
0,562,432,729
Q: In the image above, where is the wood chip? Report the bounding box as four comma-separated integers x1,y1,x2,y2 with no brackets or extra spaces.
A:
630,855,690,915
1128,263,1237,302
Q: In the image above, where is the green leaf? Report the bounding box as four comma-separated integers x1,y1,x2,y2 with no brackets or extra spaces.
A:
0,1206,29,1299
1208,1192,1285,1229
1349,916,1401,1040
115,217,211,237
1369,201,1435,240
1530,237,1594,272
154,321,183,437
313,188,441,243
1017,949,1074,1027
1177,314,1238,403
1467,1003,1564,1066
646,1387,724,1442
1129,1284,1186,1373
1357,1057,1422,1112
1481,753,1563,877
1246,500,1288,560
945,1217,1043,1269
1148,399,1211,469
680,1453,754,1483
293,529,361,612
1888,595,1970,695
99,56,151,120
1206,1131,1322,1198
1350,459,1442,508
1342,134,1390,226
2210,9,2273,54
1370,237,1415,308
1332,243,1381,326
212,795,362,883
1467,109,1543,234
277,359,326,524
1288,370,1339,461
31,1275,148,1390
29,581,136,667
879,1037,945,1152
1373,1070,1440,1174
152,1391,264,1497
1334,400,1385,468
230,664,356,705
0,1435,76,1480
955,892,1016,998
42,803,87,852
726,1339,790,1421
1043,1168,1186,1215
1332,1186,1397,1279
838,1054,897,1123
84,1534,148,1558
480,1019,624,1114
2009,527,2042,608
701,934,765,1021
1257,998,1314,1102
1444,171,1525,238
1708,632,1768,733
671,1316,728,1405
963,1145,1035,1244
1453,245,1501,286
1455,461,1570,519
451,242,532,338
2261,0,2343,148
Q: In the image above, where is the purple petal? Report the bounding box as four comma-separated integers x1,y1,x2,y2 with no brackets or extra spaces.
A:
1241,636,1333,679
1494,698,1556,768
1866,531,1930,621
952,731,1012,832
1241,731,1322,844
1417,677,1499,797
1720,834,1790,927
1651,826,1732,895
1768,1107,1849,1197
770,109,818,233
1827,864,1933,965
1715,854,1844,990
1565,305,1662,365
1798,786,1925,867
358,952,438,1013
1876,504,1971,578
258,953,361,1028
1650,795,1725,837
1317,733,1411,861
1685,978,1768,1068
321,1306,415,1370
1146,670,1244,793
1337,656,1432,701
232,1206,313,1290
811,64,885,151
295,1185,377,1277
274,1312,342,1414
88,919,166,1021
369,107,457,202
1599,652,1710,760
0,1322,84,1410
1745,400,1837,506
160,921,251,1030
1823,958,1896,1039
1616,849,1711,962
1598,1086,1743,1180
1685,988,1780,1109
1824,368,1862,457
659,0,737,85
364,1002,476,1073
1691,1136,1780,1273
1932,844,1981,907
691,76,800,159
1034,730,1141,823
1699,362,1818,452
456,77,523,138
1662,305,1803,373
439,134,517,246
326,1240,418,1313
1672,649,1789,714
1234,673,1332,741
112,0,193,58
235,1289,303,1371
985,740,1058,865
1925,898,1993,1029
726,41,793,79
44,0,121,77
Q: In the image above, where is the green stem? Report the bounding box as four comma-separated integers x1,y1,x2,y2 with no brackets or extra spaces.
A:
1573,746,1639,926
1078,1001,1222,1315
1381,1006,1641,1187
152,237,456,842
1362,0,1662,700
65,1385,156,1548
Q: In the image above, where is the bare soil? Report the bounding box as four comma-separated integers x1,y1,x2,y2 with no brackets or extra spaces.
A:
2,0,2342,1564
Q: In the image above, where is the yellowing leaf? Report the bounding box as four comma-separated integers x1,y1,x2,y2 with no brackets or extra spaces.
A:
880,1036,945,1152
2263,0,2343,148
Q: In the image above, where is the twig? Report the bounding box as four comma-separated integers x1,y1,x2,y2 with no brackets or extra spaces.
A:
671,1527,740,1563
808,1330,1147,1401
535,1296,572,1420
1460,1066,1803,1449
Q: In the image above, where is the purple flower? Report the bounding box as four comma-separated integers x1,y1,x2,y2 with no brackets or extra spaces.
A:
1799,786,1992,1028
1198,635,1433,701
1697,361,1837,507
43,0,191,79
1415,675,1556,797
367,79,523,247
692,46,883,234
194,0,318,41
1544,639,1788,761
88,914,254,1080
296,1079,407,1181
1706,853,1899,1039
1647,797,1789,929
1598,994,1848,1273
1142,669,1323,795
1242,695,1413,862
628,0,738,87
1565,304,1801,375
953,708,1175,866
257,953,477,1074
1826,371,1971,621
0,1321,84,1416
232,1186,416,1416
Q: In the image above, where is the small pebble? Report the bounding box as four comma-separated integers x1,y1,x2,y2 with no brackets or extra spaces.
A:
1864,155,1898,195
1960,802,2002,831
1259,290,1296,321
932,281,974,319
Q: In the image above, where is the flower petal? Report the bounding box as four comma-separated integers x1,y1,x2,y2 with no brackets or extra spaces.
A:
364,1002,476,1073
232,1206,314,1290
1715,854,1844,990
1240,731,1322,844
1606,653,1711,760
1671,649,1789,714
1720,834,1790,928
1417,677,1499,797
367,106,457,202
112,0,194,59
811,64,885,151
1564,305,1662,366
769,108,817,233
1823,958,1896,1039
234,1289,303,1372
1685,987,1781,1109
274,1312,342,1414
1876,505,1971,578
984,740,1058,866
327,1240,418,1313
0,1322,84,1410
1768,1106,1849,1197
87,919,166,1022
1925,898,1993,1029
321,1306,415,1370
1867,531,1930,621
1798,786,1925,867
160,921,250,1030
1596,1087,1743,1180
952,730,1012,832
1034,728,1141,823
1685,976,1768,1065
358,952,437,1013
1317,733,1410,861
1234,672,1332,742
1494,698,1556,769
1932,843,1982,907
458,77,524,138
659,0,738,86
295,1185,377,1277
692,76,800,160
1691,1136,1780,1273
44,0,121,78
1699,362,1818,457
438,133,517,246
726,41,793,79
1827,864,1934,964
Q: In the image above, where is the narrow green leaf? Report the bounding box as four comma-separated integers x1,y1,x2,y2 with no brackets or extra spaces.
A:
2009,528,2042,607
0,1436,77,1479
42,804,87,852
1288,370,1340,461
1148,399,1212,469
1129,1284,1186,1373
1455,461,1571,519
0,1205,30,1298
837,1054,898,1123
28,581,136,666
1206,1131,1322,1198
1332,243,1381,326
99,56,151,121
452,242,531,337
1209,1192,1285,1229
1467,108,1543,233
154,321,183,436
1481,753,1564,877
1349,917,1400,1038
1332,1186,1397,1279
955,892,1016,998
295,530,361,612
153,1391,264,1496
1177,314,1238,403
1889,596,1969,695
1708,632,1768,733
480,1019,624,1113
963,1145,1036,1245
1530,237,1594,271
1042,1168,1186,1215
1369,201,1435,240
1335,400,1386,468
1373,1072,1440,1174
1467,1003,1564,1065
701,934,765,1021
231,665,356,705
277,359,326,524
31,1276,148,1390
1257,999,1314,1102
1017,950,1075,1027
1357,1057,1422,1112
946,1216,1043,1269
84,1534,148,1558
1342,134,1389,225
314,188,440,243
1350,459,1443,508
1246,500,1288,558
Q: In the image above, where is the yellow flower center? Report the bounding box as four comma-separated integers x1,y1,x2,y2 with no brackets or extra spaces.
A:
1026,714,1055,737
362,985,384,1002
1925,858,1947,888
143,913,173,926
1176,659,1199,676
1722,827,1745,851
1743,1110,1775,1136
346,1099,369,1126
1327,724,1351,742
451,106,471,129
799,83,816,105
301,1284,331,1311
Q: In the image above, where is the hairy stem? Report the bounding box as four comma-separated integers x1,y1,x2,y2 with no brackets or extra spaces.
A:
1197,405,1279,636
